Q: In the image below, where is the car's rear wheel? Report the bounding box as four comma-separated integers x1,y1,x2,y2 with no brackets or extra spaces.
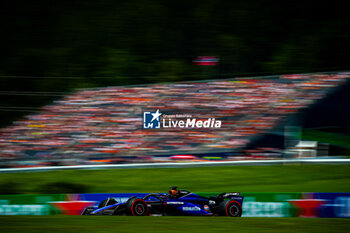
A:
218,200,242,217
126,198,149,216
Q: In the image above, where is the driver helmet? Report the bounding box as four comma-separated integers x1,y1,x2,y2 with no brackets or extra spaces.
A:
169,186,179,196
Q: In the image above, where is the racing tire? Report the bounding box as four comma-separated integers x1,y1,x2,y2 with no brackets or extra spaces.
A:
126,197,149,216
217,200,242,217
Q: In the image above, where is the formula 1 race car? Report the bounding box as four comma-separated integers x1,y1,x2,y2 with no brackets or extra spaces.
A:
81,187,244,217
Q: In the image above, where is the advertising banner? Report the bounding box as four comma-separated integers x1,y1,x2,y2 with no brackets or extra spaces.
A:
199,192,300,217
312,193,350,218
0,192,349,217
0,194,65,215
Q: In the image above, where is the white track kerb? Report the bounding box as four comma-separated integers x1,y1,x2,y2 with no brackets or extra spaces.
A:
0,158,349,173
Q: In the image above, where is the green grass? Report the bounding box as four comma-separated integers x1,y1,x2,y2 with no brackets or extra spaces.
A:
1,164,350,194
0,216,349,233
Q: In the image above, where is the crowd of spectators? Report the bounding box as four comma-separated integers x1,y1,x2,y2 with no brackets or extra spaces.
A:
0,73,349,167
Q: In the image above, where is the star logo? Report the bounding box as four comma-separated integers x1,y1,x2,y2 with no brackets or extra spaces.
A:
150,109,162,122
143,109,162,129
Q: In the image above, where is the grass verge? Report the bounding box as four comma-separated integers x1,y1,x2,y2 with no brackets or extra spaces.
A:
0,164,350,194
0,216,349,233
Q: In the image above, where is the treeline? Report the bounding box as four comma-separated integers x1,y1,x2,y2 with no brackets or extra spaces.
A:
0,0,349,125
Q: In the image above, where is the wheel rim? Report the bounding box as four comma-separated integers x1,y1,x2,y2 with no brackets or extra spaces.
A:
135,203,145,215
228,204,239,216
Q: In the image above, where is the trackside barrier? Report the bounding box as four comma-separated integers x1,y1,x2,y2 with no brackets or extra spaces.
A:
0,194,64,215
0,192,349,217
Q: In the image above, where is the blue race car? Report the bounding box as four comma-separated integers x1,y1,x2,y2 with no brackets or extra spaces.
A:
81,186,244,217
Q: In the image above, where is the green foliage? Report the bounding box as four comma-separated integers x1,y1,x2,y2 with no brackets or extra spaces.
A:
302,129,350,148
0,1,349,125
37,182,89,194
1,1,349,79
0,181,20,194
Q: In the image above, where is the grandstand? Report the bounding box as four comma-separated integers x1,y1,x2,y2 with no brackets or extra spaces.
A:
0,72,349,167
